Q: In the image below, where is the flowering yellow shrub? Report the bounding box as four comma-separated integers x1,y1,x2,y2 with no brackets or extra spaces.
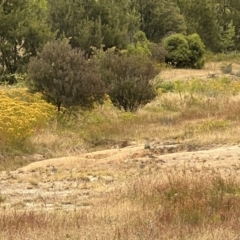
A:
0,88,55,146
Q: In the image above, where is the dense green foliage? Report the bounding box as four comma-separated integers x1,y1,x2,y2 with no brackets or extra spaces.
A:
1,0,240,81
2,0,240,112
28,41,159,112
129,0,186,42
174,0,239,52
28,40,105,111
163,33,206,68
0,0,53,83
47,0,139,52
97,48,158,112
127,31,168,62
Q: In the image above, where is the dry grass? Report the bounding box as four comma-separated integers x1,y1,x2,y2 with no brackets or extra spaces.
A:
1,171,240,239
0,71,234,163
160,62,240,81
29,84,240,158
2,60,240,239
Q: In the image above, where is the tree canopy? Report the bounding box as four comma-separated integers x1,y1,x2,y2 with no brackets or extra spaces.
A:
97,48,159,112
0,0,53,83
130,0,186,42
28,40,105,111
2,0,240,83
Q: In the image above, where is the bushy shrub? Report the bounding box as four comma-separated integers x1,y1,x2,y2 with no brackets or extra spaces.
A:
127,31,167,63
126,42,151,58
98,49,159,112
0,88,55,146
126,31,152,58
163,34,190,67
187,34,206,69
163,33,206,69
28,40,106,111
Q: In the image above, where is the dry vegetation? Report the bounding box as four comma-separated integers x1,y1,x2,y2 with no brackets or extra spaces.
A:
1,58,240,239
2,168,240,240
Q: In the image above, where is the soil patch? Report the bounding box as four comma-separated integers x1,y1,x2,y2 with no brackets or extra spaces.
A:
1,143,240,211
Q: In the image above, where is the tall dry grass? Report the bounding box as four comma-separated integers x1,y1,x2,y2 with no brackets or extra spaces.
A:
1,75,240,170
1,170,240,239
2,65,240,239
27,76,240,159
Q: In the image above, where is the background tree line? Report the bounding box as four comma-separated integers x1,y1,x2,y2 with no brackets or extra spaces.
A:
1,0,240,80
1,0,240,111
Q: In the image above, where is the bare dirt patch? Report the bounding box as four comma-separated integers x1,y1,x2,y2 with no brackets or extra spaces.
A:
1,142,240,212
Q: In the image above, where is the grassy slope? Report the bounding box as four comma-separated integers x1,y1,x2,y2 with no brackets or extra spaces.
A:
1,59,240,239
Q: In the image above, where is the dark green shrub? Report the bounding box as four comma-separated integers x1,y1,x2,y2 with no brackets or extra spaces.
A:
28,40,105,111
98,49,159,112
163,34,190,68
163,33,206,69
187,34,206,69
